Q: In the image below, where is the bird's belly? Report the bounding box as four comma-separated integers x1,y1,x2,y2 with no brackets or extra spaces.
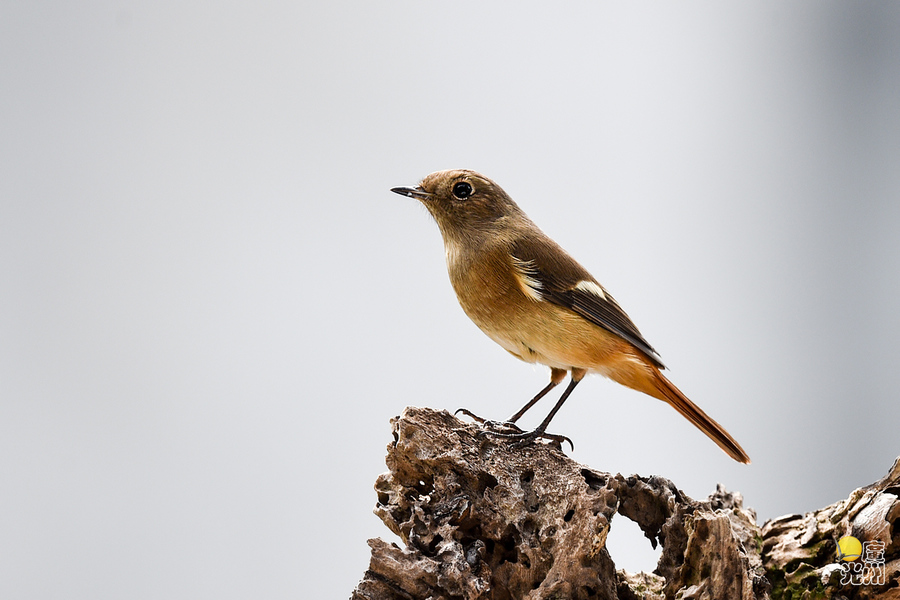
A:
482,329,569,368
471,305,629,374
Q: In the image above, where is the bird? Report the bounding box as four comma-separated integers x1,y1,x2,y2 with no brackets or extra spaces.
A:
390,169,750,463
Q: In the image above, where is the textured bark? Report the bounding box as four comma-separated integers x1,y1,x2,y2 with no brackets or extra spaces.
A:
761,458,900,599
351,407,900,600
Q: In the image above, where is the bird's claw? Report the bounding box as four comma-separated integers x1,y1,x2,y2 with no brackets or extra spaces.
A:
477,428,574,452
455,408,525,434
496,429,574,452
454,408,570,450
454,408,486,424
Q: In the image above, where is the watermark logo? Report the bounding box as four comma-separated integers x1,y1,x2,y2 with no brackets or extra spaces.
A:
837,536,862,561
836,535,886,586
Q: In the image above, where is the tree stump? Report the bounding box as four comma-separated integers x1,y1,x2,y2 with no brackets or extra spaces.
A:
351,407,900,600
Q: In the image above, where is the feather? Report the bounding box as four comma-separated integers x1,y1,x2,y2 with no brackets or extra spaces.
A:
509,236,665,369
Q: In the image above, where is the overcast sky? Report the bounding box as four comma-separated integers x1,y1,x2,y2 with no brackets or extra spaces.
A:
2,2,899,598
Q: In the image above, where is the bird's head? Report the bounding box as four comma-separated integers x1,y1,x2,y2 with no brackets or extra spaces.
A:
391,169,524,243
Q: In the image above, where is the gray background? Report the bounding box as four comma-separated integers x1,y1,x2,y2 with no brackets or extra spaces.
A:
2,2,899,598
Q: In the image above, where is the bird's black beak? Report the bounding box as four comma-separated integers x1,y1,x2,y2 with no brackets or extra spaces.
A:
390,186,432,201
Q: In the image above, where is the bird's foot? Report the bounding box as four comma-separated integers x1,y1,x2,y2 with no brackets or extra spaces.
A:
479,428,574,452
454,409,572,450
454,408,524,433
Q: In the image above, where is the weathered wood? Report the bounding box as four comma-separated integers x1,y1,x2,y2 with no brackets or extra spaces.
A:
351,407,899,600
761,458,900,599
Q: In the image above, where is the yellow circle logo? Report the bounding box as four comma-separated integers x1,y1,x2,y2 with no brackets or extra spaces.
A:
837,536,862,561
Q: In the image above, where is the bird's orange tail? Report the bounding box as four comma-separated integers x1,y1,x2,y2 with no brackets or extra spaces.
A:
645,370,750,463
608,361,751,463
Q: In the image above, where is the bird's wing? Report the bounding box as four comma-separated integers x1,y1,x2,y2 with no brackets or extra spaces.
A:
509,236,665,369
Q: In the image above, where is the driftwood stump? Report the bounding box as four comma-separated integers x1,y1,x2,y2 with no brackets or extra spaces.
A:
351,407,900,600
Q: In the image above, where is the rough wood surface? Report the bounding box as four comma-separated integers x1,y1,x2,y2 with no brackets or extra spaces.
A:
351,407,900,600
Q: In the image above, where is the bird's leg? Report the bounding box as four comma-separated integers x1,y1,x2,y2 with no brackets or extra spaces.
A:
510,376,581,449
527,378,581,436
506,367,568,423
483,368,586,451
456,367,569,433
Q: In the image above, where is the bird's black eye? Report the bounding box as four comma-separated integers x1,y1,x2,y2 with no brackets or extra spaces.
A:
452,181,473,200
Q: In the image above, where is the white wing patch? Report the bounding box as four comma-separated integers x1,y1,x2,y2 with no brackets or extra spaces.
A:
510,256,544,302
574,279,607,300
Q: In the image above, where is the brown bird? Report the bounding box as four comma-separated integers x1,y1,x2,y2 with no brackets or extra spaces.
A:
391,169,750,463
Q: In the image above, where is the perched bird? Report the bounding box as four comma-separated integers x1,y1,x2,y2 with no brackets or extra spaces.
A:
391,169,750,463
